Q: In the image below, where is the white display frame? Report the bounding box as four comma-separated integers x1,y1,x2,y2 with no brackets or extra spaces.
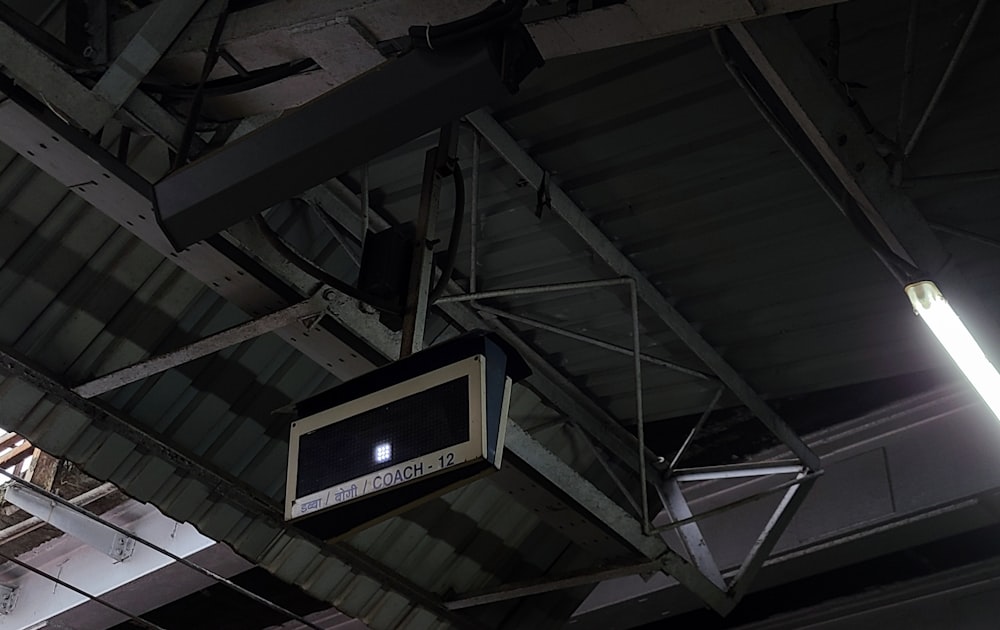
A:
285,355,487,521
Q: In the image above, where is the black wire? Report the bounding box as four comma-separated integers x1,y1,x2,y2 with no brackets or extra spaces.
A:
0,548,166,630
430,161,466,302
408,0,528,51
253,214,401,315
143,58,319,99
173,1,231,169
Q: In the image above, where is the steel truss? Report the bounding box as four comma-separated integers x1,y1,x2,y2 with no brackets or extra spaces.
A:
0,2,827,618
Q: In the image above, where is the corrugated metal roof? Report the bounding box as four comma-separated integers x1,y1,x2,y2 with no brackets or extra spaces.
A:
0,130,626,630
359,0,1000,434
1,0,998,628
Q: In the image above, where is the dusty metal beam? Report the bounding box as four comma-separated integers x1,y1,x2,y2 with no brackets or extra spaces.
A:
725,17,993,346
573,384,992,629
4,483,136,561
0,9,208,149
90,0,207,127
72,297,321,399
0,17,114,132
673,462,805,482
473,304,714,383
467,110,821,472
728,471,815,601
0,15,818,616
657,478,725,590
0,483,117,546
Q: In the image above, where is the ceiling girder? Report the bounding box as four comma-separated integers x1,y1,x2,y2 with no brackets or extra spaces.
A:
0,1,206,135
0,25,677,621
0,2,839,620
0,64,810,620
572,384,1000,628
111,0,849,65
0,85,471,629
90,0,207,122
466,110,822,473
725,16,995,346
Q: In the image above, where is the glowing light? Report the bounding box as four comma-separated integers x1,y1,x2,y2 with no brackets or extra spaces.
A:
374,442,392,464
906,280,1000,420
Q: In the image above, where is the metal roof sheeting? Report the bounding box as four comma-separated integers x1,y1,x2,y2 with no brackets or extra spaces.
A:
1,0,998,628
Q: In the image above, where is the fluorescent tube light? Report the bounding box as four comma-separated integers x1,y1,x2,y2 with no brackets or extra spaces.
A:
905,280,1000,420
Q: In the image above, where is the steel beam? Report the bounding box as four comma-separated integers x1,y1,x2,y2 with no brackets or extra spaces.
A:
474,305,714,383
72,297,321,399
673,463,805,482
726,18,992,346
4,483,135,561
467,110,821,472
572,384,994,629
0,68,653,626
90,0,207,124
0,10,209,149
400,125,458,357
0,17,114,132
0,483,117,545
728,471,815,600
0,16,819,616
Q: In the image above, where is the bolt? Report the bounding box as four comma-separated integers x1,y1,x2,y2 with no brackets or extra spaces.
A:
855,162,866,172
837,134,848,147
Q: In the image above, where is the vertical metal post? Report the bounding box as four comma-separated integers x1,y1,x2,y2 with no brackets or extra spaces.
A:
400,123,459,357
630,279,649,533
470,132,481,293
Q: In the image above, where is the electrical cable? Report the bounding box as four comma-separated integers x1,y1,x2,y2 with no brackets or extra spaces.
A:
430,161,466,303
710,28,923,282
253,213,401,315
0,547,167,630
0,467,326,630
143,58,320,99
408,0,528,51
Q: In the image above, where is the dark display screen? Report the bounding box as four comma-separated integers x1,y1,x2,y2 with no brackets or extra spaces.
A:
295,377,470,497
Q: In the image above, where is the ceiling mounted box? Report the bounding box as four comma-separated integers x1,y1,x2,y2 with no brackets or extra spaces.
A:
285,332,529,540
153,18,542,249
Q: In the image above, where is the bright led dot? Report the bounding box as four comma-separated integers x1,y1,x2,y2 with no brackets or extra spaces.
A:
374,442,392,464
